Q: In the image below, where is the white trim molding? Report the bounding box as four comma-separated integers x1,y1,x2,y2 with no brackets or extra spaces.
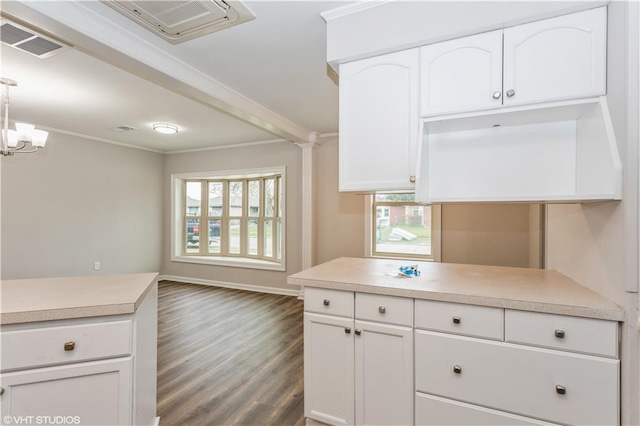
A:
321,1,394,22
159,275,300,297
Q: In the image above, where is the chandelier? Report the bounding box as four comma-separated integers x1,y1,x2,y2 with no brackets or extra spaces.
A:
1,78,48,156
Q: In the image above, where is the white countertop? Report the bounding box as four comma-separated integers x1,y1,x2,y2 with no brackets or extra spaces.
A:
0,273,159,325
288,257,623,321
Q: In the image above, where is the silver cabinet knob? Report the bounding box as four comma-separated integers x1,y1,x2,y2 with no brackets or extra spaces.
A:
453,365,462,374
64,341,75,351
555,329,565,339
506,89,515,98
452,316,461,324
409,176,416,183
355,329,362,336
378,306,386,314
323,299,330,306
0,387,4,396
556,385,566,395
492,91,501,99
345,327,351,334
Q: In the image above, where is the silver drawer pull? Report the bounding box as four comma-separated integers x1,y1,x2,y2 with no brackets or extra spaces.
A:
355,329,362,336
378,306,386,314
323,299,330,306
554,329,565,339
556,385,566,395
0,387,4,396
345,327,351,334
452,316,461,324
453,365,462,374
64,341,75,351
409,176,416,183
492,91,501,99
506,89,515,98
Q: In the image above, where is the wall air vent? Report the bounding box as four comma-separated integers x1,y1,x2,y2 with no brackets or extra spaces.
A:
102,0,255,44
0,19,71,58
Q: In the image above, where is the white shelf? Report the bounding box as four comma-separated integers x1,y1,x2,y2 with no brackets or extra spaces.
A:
415,97,622,204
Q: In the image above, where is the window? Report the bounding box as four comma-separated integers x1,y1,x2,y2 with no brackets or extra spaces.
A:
172,168,285,271
367,193,440,261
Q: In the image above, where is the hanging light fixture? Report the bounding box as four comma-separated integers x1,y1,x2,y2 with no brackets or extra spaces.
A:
1,78,48,156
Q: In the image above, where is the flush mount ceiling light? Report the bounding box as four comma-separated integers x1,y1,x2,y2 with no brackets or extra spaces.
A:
152,123,178,134
1,77,49,156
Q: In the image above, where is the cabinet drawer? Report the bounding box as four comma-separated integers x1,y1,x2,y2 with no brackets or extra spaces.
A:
356,293,413,326
505,310,618,358
304,287,354,318
416,393,557,425
1,320,132,371
415,300,503,340
415,330,619,425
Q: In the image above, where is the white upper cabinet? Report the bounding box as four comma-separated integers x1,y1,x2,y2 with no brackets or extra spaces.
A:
419,7,606,117
339,48,419,192
420,30,503,116
503,7,607,106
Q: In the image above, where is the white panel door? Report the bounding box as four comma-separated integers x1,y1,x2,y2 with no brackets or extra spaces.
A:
503,7,607,106
304,313,355,426
420,30,503,116
1,357,132,426
355,320,413,426
339,48,419,192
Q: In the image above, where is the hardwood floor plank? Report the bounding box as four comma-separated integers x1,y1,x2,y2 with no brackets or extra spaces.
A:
157,281,304,425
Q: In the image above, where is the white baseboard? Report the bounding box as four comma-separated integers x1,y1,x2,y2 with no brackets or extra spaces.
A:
159,275,301,297
154,417,160,426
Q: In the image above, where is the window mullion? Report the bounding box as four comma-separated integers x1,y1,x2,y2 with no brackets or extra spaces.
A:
222,180,229,256
240,179,248,256
258,178,264,259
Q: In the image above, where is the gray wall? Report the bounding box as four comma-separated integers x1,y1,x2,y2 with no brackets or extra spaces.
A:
161,141,302,292
1,133,163,279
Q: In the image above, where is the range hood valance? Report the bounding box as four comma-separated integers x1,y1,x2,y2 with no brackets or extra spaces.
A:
415,97,622,203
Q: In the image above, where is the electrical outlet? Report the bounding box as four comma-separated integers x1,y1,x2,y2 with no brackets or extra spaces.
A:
94,261,100,271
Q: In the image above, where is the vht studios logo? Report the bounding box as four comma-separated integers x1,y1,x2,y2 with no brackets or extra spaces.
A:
3,416,81,425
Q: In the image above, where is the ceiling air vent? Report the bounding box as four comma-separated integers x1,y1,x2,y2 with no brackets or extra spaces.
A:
0,19,71,58
102,0,255,44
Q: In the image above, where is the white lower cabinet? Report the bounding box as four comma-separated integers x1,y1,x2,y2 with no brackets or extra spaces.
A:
0,283,158,425
304,312,355,426
304,288,620,426
1,358,132,425
355,320,413,426
415,393,556,426
304,290,414,426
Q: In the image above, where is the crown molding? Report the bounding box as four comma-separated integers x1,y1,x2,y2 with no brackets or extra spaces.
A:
321,0,393,22
165,138,289,154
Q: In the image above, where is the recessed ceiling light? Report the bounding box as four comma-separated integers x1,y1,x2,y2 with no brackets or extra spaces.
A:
153,123,178,134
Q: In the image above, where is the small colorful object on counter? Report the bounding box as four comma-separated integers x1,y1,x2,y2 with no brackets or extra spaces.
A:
398,265,420,277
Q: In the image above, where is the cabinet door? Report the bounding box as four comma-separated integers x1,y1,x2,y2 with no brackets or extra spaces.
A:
1,357,132,425
355,320,413,426
304,313,355,425
420,30,503,116
503,7,606,106
339,49,419,192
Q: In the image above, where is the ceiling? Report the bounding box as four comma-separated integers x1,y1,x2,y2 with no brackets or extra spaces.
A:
0,0,352,153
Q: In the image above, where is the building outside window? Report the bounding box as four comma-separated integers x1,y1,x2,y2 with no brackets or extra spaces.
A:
370,193,440,261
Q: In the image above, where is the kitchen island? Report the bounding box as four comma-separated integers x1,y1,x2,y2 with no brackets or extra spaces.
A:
289,257,623,426
0,273,158,426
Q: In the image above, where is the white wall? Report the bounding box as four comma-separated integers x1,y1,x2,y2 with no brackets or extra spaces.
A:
1,132,163,279
161,141,302,292
546,2,639,424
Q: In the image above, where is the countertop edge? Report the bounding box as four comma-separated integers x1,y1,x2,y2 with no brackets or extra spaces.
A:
1,273,160,325
289,277,624,322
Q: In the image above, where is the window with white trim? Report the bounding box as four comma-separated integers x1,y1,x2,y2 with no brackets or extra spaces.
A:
367,193,441,261
172,168,285,271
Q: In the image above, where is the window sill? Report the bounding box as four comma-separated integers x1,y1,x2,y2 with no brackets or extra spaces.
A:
171,254,286,271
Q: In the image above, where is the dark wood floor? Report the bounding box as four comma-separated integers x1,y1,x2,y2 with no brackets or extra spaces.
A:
157,281,305,426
